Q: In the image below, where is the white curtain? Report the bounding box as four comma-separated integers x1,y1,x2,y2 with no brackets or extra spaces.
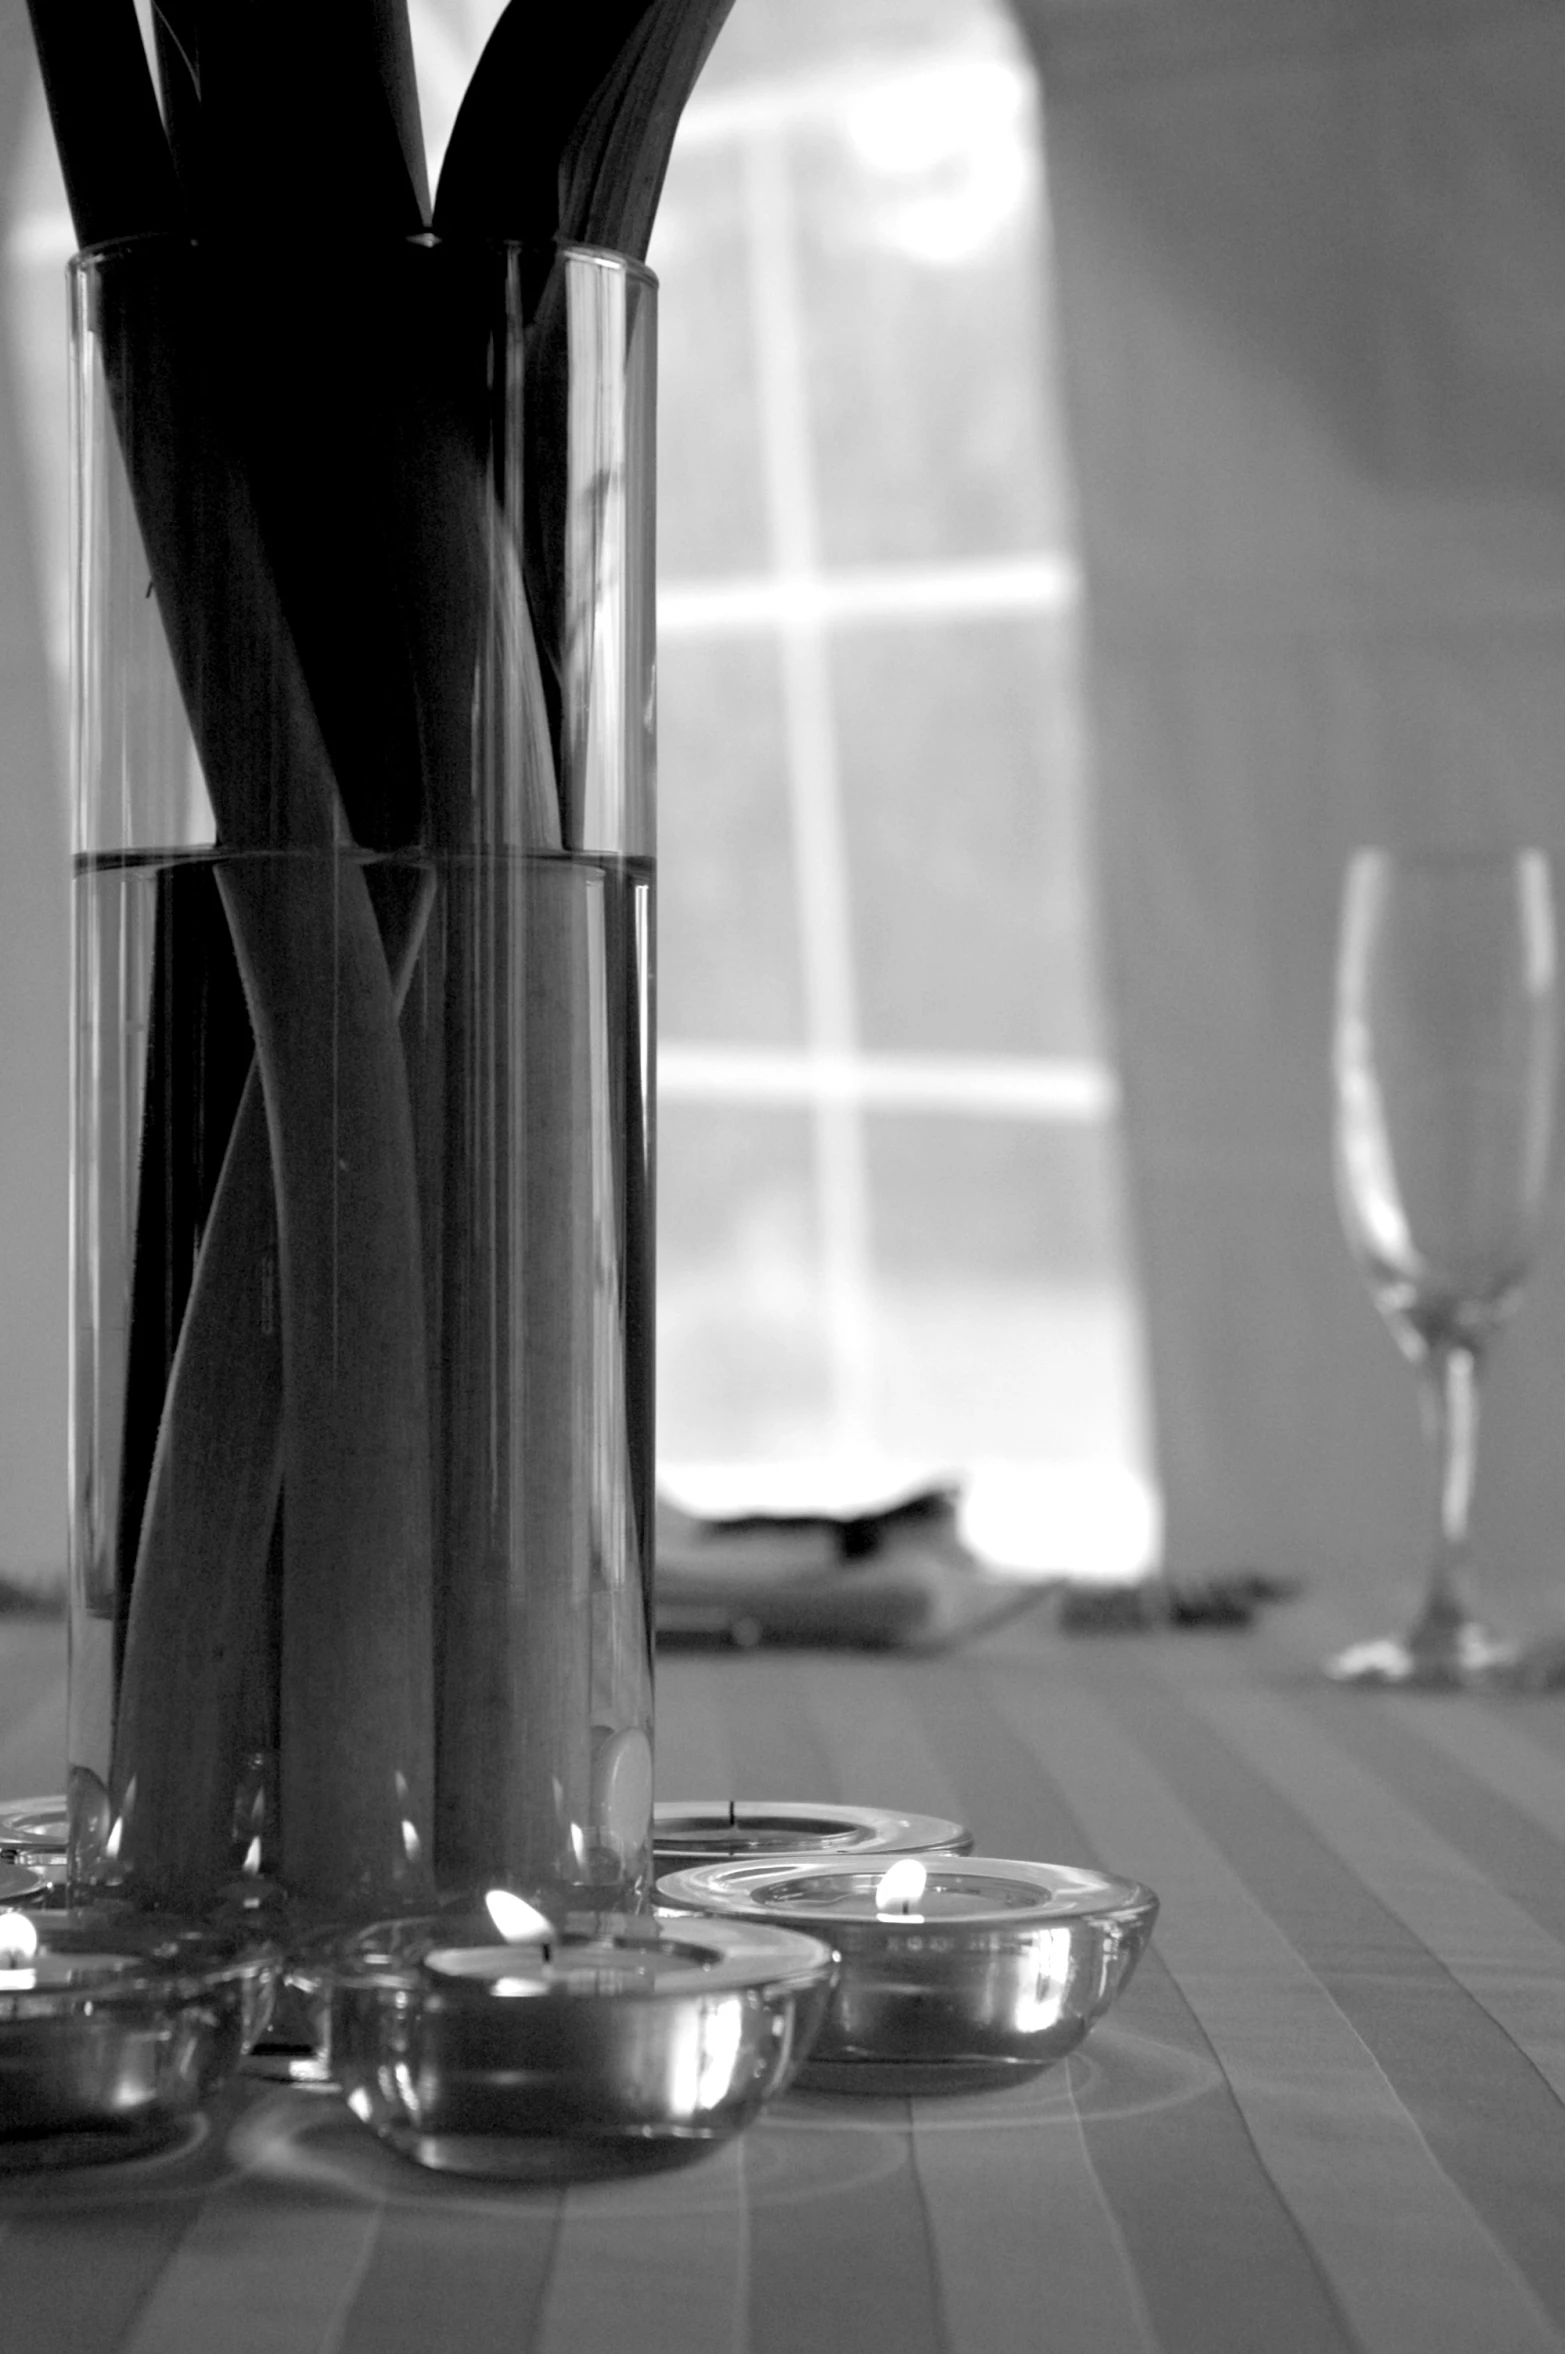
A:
1012,0,1565,1619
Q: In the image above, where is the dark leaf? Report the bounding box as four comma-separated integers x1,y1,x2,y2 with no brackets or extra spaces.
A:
185,0,426,239
367,0,430,223
25,0,185,247
561,0,737,260
149,0,201,206
432,0,651,256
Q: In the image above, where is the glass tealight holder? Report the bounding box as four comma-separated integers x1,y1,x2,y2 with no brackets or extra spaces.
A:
658,1854,1158,2095
653,1800,971,1878
0,1797,68,1897
294,1905,836,2180
0,1908,275,2167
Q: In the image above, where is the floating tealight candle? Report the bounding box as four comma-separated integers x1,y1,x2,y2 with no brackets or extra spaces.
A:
0,1907,135,1991
482,1888,554,1946
298,1906,837,2179
874,1857,928,1917
0,1910,33,1953
653,1801,971,1878
657,1855,1159,2094
423,1891,565,1991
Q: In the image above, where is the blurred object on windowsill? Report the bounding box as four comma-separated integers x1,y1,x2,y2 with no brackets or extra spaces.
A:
0,1572,65,1618
655,1480,1052,1651
654,1483,1297,1652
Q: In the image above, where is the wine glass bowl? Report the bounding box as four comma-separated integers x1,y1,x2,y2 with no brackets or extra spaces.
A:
1329,848,1556,1687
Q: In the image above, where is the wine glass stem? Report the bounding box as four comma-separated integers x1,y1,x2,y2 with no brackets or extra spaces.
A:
1416,1342,1481,1635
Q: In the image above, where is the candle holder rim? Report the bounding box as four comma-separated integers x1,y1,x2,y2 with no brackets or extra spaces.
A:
0,1908,276,2028
67,231,656,295
291,1908,837,2001
8,1906,278,1974
0,1795,69,1852
656,1853,1159,1933
653,1799,972,1854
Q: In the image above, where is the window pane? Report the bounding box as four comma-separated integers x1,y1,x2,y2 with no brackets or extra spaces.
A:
658,636,804,1045
793,69,1072,565
868,1116,1129,1286
658,1103,832,1457
653,142,772,581
834,615,1100,1059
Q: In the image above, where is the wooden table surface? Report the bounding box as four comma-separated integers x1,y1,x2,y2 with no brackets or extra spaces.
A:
2,1588,1565,2354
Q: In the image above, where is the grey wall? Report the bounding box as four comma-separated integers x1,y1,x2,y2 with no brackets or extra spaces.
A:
0,1,67,1593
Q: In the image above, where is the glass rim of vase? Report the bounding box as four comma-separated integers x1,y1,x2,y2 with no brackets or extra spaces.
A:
67,229,658,294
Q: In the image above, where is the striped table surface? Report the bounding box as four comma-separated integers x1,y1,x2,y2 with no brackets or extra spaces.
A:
3,1593,1565,2354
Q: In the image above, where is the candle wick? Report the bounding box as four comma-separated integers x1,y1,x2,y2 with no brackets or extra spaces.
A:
728,1800,737,1829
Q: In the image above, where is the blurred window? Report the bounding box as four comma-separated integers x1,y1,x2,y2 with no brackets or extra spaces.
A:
650,0,1153,1572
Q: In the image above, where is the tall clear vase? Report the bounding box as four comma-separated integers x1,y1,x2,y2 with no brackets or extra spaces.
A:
67,235,656,1932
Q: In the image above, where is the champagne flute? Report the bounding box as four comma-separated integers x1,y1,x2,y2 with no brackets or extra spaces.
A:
1329,847,1556,1687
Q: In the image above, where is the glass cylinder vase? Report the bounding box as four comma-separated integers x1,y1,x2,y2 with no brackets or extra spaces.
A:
67,235,656,1930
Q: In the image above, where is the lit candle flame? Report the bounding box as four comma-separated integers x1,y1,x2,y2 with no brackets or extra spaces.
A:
875,1858,928,1916
484,1889,554,1945
0,1911,39,1965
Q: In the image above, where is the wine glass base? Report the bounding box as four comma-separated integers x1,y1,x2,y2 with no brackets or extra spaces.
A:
1325,1621,1523,1691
